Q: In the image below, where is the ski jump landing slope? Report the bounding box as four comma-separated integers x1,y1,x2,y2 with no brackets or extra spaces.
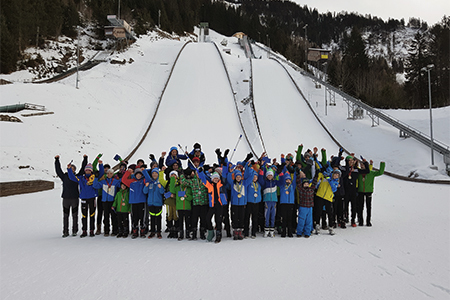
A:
252,59,337,157
130,43,251,164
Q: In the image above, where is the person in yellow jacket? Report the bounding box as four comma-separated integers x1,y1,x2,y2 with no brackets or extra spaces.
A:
314,169,341,235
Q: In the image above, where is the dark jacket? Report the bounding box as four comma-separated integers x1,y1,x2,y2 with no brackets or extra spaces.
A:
55,156,87,199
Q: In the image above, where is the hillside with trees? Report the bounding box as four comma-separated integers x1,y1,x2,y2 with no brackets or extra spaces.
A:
1,0,448,108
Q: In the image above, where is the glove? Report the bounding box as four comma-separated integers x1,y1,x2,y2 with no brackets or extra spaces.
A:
276,162,286,174
215,148,221,156
203,165,210,172
245,152,253,161
198,167,204,173
224,149,230,158
149,154,155,161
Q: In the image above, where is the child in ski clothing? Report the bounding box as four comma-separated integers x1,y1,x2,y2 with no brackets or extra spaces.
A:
296,173,319,237
198,171,227,243
357,160,385,226
68,161,104,237
314,169,341,235
165,170,179,238
112,183,131,238
277,171,297,238
187,143,206,170
244,167,261,238
343,156,370,227
181,162,209,240
92,153,105,234
93,168,121,236
55,154,87,237
143,167,166,238
165,146,188,169
121,168,147,238
223,165,251,240
258,160,279,238
171,170,193,240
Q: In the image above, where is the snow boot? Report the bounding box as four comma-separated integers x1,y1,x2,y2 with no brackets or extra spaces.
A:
178,230,184,241
287,228,293,238
226,229,232,238
200,227,206,240
80,230,87,238
189,230,198,241
264,228,269,238
122,232,129,238
95,225,101,235
215,231,222,243
206,230,215,242
233,229,238,240
157,232,163,239
314,224,320,235
185,230,191,240
89,230,95,237
104,232,109,237
148,232,156,239
140,228,146,238
117,232,123,238
238,229,244,240
131,229,138,239
280,228,286,238
72,231,77,237
62,231,69,238
329,227,335,235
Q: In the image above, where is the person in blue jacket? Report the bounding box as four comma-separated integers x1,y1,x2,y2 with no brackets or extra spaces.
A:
278,171,297,238
93,168,121,236
187,143,206,170
165,146,188,169
244,165,261,239
55,154,87,237
143,168,166,239
122,168,148,239
68,160,104,238
258,157,279,238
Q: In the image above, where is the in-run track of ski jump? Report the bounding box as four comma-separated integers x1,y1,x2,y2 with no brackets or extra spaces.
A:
251,58,338,158
127,42,255,165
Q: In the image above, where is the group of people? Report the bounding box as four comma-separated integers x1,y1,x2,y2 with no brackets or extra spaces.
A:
55,142,385,243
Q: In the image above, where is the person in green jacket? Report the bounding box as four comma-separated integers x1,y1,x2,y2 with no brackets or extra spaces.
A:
357,160,385,227
112,183,131,238
295,145,327,179
170,170,193,241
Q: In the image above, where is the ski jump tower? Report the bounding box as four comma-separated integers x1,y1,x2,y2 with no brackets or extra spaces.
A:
198,22,210,43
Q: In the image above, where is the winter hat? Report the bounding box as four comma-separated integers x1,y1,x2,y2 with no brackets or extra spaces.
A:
193,143,201,151
332,169,342,177
283,173,292,181
129,164,137,171
345,155,353,161
151,168,160,175
286,153,294,161
169,170,178,177
266,170,274,178
104,164,111,169
214,167,223,176
134,168,143,177
170,146,178,153
107,168,115,174
304,152,311,159
210,172,220,181
120,162,127,168
85,163,93,172
237,161,244,167
234,170,242,178
192,157,200,163
301,178,310,185
331,156,341,168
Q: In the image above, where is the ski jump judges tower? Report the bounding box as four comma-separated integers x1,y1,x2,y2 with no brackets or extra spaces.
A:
198,22,210,43
104,15,135,44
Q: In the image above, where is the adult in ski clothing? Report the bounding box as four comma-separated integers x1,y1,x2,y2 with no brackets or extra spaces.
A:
295,145,327,179
165,146,188,169
181,160,209,240
143,167,166,239
343,155,370,227
171,170,193,240
68,161,104,238
296,173,319,238
93,168,121,236
258,158,279,238
244,165,261,238
187,143,206,170
277,170,297,238
330,148,346,228
198,170,227,243
314,169,341,235
121,168,147,238
112,183,131,238
55,154,87,237
357,160,385,226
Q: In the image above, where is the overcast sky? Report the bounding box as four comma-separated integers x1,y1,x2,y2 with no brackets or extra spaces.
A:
291,0,448,25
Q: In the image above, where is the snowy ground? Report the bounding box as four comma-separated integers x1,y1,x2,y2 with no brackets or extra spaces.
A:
1,29,450,299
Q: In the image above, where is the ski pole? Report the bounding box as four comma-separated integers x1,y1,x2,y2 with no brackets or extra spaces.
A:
229,134,243,161
178,144,198,171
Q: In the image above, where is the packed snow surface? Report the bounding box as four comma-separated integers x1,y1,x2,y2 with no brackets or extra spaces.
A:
1,29,449,299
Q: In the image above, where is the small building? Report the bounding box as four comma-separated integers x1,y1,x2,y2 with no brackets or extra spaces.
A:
307,48,331,62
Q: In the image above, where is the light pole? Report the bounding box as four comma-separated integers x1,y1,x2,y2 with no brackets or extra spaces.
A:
76,26,80,89
158,10,161,28
303,24,308,71
422,64,435,168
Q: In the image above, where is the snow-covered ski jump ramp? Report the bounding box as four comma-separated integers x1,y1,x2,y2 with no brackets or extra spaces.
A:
129,42,252,163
